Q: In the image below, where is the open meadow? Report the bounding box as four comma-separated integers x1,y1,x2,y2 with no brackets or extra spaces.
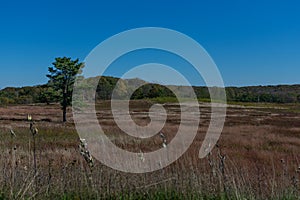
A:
0,101,299,199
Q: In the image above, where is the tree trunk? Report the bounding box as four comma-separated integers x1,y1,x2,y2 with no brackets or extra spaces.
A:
63,105,67,122
62,87,67,122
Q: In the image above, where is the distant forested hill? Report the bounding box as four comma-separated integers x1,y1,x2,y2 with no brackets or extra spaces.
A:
0,76,299,105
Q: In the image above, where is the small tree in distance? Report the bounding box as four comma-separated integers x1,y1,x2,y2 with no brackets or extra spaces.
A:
47,57,84,122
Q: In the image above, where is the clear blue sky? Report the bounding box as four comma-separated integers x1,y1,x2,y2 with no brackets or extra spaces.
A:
0,0,299,88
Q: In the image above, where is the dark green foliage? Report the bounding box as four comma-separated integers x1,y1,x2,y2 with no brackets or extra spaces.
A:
0,192,6,200
131,84,175,99
0,74,299,105
0,85,49,105
39,86,60,105
96,76,119,100
226,85,300,103
91,77,298,104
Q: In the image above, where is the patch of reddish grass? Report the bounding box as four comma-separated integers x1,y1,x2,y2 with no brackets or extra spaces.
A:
0,101,299,199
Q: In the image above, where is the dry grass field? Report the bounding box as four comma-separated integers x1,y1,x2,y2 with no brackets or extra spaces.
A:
0,101,299,199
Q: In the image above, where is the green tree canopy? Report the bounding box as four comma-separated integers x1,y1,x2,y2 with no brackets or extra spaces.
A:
46,57,84,122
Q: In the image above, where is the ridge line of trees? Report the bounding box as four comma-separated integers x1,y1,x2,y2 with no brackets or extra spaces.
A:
0,76,299,105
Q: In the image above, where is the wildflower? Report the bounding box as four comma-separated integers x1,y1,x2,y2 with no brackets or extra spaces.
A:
27,114,32,121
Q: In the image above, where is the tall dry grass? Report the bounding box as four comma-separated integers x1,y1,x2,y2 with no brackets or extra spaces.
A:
0,102,299,199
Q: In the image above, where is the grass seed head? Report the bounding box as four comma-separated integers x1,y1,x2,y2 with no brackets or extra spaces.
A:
33,127,38,135
79,138,94,167
138,150,145,162
10,129,16,137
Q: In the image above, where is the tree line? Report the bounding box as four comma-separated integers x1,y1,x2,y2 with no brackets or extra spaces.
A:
0,57,299,122
1,76,299,105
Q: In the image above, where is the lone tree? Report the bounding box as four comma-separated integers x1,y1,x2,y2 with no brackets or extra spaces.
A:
47,57,84,122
